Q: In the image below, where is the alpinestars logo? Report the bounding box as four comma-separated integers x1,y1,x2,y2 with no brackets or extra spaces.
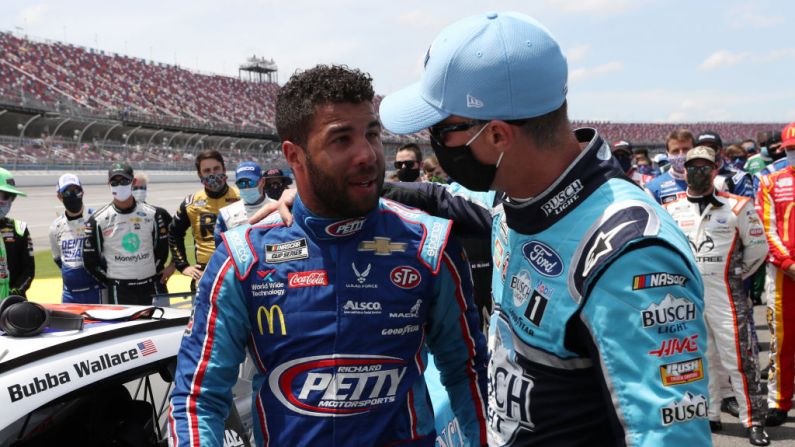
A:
582,220,637,277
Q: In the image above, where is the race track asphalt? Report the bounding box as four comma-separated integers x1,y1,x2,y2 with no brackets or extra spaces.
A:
12,182,795,445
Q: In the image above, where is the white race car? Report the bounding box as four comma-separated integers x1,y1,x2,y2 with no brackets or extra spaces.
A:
0,297,251,447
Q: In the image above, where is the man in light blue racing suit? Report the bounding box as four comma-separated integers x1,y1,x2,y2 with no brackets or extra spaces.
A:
378,11,712,446
169,65,488,446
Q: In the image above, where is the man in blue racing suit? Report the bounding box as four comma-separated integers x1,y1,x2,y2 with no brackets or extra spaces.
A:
169,65,488,446
378,11,712,446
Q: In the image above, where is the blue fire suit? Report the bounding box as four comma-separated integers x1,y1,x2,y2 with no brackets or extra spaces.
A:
169,195,488,446
644,171,688,205
385,128,712,446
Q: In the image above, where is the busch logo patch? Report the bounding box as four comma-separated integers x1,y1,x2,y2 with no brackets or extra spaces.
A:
641,295,697,329
510,270,533,307
540,179,583,216
269,355,407,417
660,392,708,426
488,321,534,444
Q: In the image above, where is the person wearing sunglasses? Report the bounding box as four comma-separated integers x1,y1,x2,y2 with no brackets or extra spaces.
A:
48,173,104,304
394,143,424,182
663,146,770,445
0,168,33,302
169,150,240,287
262,168,293,201
376,11,710,445
213,161,274,247
82,163,171,305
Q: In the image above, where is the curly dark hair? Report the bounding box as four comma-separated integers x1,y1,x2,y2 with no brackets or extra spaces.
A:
275,64,375,147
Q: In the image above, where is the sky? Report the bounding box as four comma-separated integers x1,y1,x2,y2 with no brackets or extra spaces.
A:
2,0,794,123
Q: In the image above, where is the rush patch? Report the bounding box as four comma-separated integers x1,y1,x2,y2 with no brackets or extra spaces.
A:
632,272,688,290
660,358,704,386
265,238,309,263
268,355,408,417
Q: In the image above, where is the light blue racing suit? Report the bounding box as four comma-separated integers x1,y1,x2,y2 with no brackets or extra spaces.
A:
384,128,712,446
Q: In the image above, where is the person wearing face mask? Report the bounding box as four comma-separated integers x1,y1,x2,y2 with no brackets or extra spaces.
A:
696,132,754,199
308,12,707,445
262,168,293,201
645,128,695,204
746,132,776,177
664,146,770,445
757,122,795,428
394,143,424,182
0,168,33,301
83,163,171,305
612,140,654,187
48,174,104,304
753,132,788,194
133,171,176,289
169,150,239,287
213,161,274,247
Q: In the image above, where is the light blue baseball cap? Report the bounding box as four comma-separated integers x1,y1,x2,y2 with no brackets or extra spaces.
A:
380,11,568,135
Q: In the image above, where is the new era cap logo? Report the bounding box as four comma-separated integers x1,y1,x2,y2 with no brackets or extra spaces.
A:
466,94,484,108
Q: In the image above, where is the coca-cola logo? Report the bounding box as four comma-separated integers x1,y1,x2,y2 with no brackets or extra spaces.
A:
325,218,365,237
288,270,329,288
269,354,408,417
390,266,421,289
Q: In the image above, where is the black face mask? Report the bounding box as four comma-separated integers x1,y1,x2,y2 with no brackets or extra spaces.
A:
429,126,496,192
397,167,421,182
266,185,286,200
686,171,713,195
63,196,83,214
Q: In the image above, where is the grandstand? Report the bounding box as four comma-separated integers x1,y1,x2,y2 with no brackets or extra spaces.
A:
0,30,787,170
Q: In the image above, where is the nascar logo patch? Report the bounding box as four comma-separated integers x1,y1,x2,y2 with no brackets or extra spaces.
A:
633,272,688,290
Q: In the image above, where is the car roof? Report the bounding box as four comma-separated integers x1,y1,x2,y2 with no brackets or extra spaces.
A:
1,304,190,430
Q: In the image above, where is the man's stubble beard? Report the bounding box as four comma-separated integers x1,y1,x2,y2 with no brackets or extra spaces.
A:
305,152,384,218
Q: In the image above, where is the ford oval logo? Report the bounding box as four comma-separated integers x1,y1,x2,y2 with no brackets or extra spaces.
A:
522,241,563,277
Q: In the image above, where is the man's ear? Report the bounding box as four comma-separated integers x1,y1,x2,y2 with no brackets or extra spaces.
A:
283,141,304,169
485,120,517,155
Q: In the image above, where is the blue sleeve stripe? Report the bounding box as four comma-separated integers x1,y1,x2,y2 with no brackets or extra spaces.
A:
182,257,235,446
441,252,488,445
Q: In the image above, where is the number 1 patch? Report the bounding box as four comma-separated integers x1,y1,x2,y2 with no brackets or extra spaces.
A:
524,290,548,326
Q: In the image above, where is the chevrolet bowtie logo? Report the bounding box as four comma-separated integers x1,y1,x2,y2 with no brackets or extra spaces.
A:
358,237,407,256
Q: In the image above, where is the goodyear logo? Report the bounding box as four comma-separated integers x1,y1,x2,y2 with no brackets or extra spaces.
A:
257,305,287,335
632,272,688,290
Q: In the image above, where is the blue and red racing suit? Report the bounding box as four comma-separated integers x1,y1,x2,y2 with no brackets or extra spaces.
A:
169,195,488,446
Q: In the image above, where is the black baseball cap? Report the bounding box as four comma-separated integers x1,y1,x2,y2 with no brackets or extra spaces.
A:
108,162,134,181
696,132,723,149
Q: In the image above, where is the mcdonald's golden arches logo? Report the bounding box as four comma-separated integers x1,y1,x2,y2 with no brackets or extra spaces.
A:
257,305,287,335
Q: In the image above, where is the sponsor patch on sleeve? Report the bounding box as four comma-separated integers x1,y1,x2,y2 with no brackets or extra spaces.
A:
632,272,688,290
265,238,309,263
660,358,704,386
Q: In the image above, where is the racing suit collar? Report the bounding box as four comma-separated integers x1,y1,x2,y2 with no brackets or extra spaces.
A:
292,194,375,240
501,128,625,235
112,199,137,214
205,184,229,199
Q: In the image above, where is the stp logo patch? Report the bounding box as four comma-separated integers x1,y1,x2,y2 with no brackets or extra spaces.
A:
390,266,421,289
268,355,408,417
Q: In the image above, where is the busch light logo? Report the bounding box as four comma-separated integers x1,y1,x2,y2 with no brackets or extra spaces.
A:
269,355,407,417
488,322,535,444
522,241,563,277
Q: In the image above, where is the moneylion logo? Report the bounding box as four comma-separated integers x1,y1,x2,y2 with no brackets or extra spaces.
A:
121,233,140,253
257,305,287,335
